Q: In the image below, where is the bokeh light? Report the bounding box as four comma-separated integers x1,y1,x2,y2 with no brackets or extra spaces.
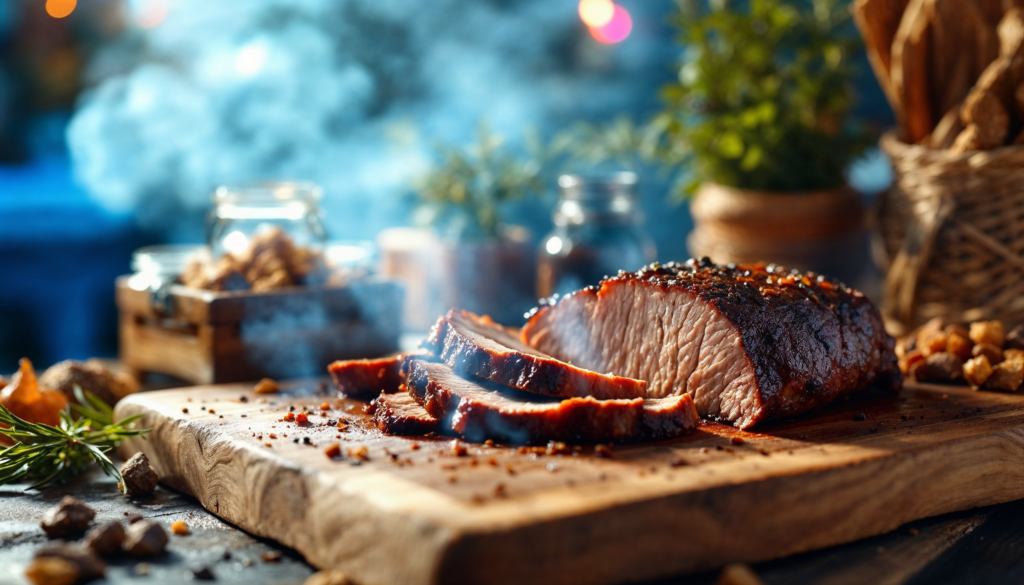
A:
590,4,632,44
578,0,614,28
134,0,169,29
45,0,77,19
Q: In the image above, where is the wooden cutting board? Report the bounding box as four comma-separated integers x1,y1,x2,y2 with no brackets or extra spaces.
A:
114,380,1024,585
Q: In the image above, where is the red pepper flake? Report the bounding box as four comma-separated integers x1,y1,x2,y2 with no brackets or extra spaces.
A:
410,443,420,451
324,443,342,459
493,483,507,498
268,433,277,440
208,409,216,414
295,412,309,424
283,412,295,422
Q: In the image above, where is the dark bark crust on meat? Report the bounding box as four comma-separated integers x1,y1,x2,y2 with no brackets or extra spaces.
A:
523,259,901,428
370,391,439,436
405,359,699,445
328,356,408,398
423,309,646,400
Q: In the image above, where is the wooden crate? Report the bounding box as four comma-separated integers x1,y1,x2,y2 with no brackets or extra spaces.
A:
116,277,403,385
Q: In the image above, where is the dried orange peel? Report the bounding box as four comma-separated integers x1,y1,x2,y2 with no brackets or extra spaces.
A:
0,358,68,445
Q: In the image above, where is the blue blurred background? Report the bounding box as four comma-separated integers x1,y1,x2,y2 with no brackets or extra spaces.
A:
0,0,894,372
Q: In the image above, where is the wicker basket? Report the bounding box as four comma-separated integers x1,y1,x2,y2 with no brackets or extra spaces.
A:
875,131,1024,335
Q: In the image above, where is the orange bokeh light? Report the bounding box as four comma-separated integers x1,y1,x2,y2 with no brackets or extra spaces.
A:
46,0,77,19
578,0,614,29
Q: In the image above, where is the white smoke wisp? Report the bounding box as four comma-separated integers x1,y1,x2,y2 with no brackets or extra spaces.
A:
67,0,670,240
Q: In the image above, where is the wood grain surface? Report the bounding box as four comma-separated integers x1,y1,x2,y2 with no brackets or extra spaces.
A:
114,381,1024,585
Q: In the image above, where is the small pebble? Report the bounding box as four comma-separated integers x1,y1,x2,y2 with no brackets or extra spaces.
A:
124,520,169,557
40,496,95,538
121,452,159,495
84,521,126,556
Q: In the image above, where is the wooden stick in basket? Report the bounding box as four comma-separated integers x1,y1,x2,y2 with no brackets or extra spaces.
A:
852,0,911,119
892,0,934,143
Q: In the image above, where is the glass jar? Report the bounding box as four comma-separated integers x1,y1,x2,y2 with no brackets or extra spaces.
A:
537,173,656,298
208,182,327,258
127,244,207,312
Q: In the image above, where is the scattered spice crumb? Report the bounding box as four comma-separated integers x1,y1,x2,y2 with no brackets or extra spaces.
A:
853,412,867,421
410,443,420,451
908,528,919,536
594,444,613,458
324,443,342,459
261,551,283,563
254,378,279,394
170,520,190,536
283,412,295,422
730,436,745,445
347,445,369,461
449,440,468,457
320,402,330,411
296,412,309,424
181,408,189,414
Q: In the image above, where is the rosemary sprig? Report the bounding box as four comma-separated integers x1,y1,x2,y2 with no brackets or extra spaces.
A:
0,387,150,492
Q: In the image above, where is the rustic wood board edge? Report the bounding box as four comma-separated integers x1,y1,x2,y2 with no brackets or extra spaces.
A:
115,385,1024,585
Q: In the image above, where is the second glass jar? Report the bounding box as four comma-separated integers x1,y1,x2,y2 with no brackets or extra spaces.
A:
537,173,656,299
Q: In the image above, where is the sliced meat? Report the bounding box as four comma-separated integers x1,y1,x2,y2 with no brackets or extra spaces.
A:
328,355,407,398
423,309,646,400
522,259,901,429
370,391,439,436
405,359,699,444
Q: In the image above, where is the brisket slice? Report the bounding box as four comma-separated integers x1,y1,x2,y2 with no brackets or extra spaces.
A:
328,355,407,398
522,259,901,429
370,391,439,436
405,359,699,444
423,309,646,400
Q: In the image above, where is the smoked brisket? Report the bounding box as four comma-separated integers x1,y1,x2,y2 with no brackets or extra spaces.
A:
405,359,699,444
522,259,900,428
424,309,646,399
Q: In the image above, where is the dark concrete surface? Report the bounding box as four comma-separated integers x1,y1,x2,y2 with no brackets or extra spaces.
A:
0,465,314,585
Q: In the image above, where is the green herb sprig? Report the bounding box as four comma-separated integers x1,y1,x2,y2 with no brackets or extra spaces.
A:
0,387,150,492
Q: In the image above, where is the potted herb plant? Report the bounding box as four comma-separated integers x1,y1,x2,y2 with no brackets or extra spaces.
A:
411,125,552,325
656,0,873,282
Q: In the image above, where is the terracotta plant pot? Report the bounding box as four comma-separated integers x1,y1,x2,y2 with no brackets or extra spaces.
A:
687,183,868,283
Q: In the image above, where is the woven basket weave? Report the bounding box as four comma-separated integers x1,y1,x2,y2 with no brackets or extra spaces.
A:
875,132,1024,334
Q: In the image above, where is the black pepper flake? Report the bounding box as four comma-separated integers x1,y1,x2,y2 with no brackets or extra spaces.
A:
302,437,311,445
853,412,867,421
239,396,248,403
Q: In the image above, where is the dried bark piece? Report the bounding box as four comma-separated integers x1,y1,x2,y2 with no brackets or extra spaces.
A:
892,0,934,143
964,355,994,388
927,0,999,117
84,521,126,557
124,520,169,557
40,496,95,538
120,452,159,495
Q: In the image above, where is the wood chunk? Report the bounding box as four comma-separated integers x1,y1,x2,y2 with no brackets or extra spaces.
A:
964,355,994,388
986,359,1024,391
961,90,1011,148
892,0,934,143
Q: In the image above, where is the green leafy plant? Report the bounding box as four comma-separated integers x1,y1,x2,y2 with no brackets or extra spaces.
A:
655,0,872,197
0,387,150,492
413,123,561,241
